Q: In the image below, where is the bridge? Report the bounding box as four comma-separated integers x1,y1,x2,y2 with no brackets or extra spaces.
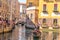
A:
15,14,36,29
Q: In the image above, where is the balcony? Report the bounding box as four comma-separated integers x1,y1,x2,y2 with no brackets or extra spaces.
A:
52,11,60,16
41,11,48,16
53,11,59,14
42,11,48,14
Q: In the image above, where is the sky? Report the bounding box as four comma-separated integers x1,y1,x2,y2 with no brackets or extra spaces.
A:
18,0,26,3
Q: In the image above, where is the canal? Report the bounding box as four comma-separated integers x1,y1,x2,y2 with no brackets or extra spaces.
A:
0,26,60,40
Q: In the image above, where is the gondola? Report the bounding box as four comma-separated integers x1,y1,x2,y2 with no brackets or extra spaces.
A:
0,16,15,33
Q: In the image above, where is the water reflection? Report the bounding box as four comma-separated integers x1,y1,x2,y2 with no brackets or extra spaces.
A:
0,27,60,40
0,26,19,40
0,32,12,40
39,31,59,40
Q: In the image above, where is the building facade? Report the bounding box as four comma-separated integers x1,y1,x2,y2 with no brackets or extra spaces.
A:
39,0,60,29
20,3,26,21
26,0,60,29
0,0,20,21
26,0,39,7
0,0,8,19
20,3,26,14
26,0,39,26
26,1,40,40
0,0,20,32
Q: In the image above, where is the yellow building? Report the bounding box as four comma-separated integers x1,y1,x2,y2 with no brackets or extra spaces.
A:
26,0,60,29
26,0,39,7
39,0,60,29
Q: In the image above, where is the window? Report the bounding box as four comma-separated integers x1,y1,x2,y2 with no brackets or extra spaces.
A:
29,2,33,7
53,19,57,25
54,4,57,11
30,14,33,19
43,19,46,24
43,4,46,11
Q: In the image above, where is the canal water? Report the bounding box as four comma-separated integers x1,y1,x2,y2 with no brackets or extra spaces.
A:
0,26,60,40
39,31,60,40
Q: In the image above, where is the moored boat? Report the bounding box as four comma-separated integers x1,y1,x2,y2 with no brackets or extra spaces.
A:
0,16,15,33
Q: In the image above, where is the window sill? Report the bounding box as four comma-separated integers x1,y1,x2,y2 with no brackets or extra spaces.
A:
42,11,48,14
53,11,59,12
53,11,59,15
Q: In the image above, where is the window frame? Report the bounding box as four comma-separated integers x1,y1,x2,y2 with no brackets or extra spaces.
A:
54,4,57,11
43,4,46,11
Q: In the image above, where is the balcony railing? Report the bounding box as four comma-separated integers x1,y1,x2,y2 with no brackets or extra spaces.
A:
42,11,48,14
53,11,59,14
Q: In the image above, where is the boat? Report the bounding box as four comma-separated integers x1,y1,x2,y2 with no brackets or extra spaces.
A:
0,15,15,33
